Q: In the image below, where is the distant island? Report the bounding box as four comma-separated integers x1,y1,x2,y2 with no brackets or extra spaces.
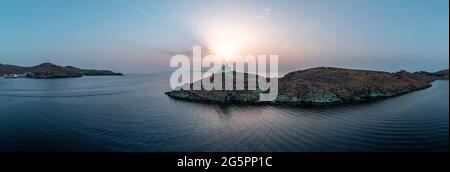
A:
166,67,448,106
0,63,123,78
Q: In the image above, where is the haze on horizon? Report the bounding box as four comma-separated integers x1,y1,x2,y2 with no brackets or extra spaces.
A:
0,0,448,73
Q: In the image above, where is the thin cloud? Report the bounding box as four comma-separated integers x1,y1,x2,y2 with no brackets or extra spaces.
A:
130,7,152,17
256,8,277,20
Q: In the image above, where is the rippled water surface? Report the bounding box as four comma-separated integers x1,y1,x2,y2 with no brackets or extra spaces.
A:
0,73,448,152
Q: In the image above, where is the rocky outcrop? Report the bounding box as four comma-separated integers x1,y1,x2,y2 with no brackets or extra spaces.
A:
63,66,123,76
167,72,266,103
275,68,433,105
0,64,27,74
434,69,449,79
1,62,123,78
166,67,446,106
415,69,449,80
26,63,83,78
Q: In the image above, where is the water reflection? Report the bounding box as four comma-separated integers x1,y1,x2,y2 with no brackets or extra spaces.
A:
0,74,448,152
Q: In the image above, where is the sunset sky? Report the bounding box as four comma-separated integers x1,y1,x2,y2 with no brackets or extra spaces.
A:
0,0,448,73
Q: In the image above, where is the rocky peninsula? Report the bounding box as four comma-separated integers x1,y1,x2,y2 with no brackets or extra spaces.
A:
166,67,448,106
0,63,123,78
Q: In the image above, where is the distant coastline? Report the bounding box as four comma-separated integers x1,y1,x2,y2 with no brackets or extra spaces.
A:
0,63,123,79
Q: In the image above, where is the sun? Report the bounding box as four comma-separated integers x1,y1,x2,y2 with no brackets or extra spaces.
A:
197,17,266,64
211,40,240,61
198,20,250,63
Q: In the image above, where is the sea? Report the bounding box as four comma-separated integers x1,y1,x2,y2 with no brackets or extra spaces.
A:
0,73,448,152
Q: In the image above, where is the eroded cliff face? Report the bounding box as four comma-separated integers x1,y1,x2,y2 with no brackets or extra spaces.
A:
166,67,445,106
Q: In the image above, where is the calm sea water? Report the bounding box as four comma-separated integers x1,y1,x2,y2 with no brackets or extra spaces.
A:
0,73,448,152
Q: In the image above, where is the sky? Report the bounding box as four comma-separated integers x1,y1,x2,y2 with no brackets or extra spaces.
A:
0,0,448,73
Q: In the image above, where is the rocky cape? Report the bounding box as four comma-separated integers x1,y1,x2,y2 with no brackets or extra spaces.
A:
0,63,123,78
165,67,449,106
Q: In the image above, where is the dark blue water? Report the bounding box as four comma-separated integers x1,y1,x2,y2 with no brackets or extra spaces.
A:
0,73,448,152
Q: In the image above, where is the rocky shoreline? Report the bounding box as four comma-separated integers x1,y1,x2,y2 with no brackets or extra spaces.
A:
166,67,448,106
